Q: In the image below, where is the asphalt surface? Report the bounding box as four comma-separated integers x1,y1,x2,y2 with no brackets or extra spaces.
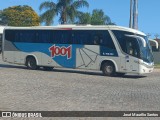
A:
0,56,160,120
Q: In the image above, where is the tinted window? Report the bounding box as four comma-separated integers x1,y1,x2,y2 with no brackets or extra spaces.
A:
18,30,37,42
5,30,51,43
5,29,115,48
112,30,134,52
100,31,115,49
0,34,2,41
126,38,140,57
53,30,71,44
72,30,91,44
113,30,140,57
36,30,52,43
5,30,15,42
72,30,115,48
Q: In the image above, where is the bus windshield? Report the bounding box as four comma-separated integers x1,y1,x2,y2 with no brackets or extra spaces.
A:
113,30,154,63
138,36,154,63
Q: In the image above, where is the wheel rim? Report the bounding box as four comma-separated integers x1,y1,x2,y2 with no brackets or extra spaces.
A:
106,66,113,73
29,61,34,67
28,60,33,68
27,59,36,69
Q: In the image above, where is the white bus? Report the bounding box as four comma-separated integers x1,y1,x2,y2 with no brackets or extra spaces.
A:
2,25,157,76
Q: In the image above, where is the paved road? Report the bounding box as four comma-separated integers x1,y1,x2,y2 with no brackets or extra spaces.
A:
0,56,160,120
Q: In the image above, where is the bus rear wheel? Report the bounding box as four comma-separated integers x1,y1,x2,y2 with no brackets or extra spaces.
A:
102,62,115,76
26,57,37,70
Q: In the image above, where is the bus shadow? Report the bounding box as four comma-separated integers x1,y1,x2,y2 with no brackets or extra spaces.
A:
0,64,27,69
0,64,147,79
0,64,104,76
51,69,147,79
52,68,103,76
117,75,147,79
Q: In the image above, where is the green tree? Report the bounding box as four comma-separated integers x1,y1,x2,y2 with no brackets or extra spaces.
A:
39,0,89,25
1,5,40,26
0,10,8,25
91,9,111,25
39,1,56,26
76,9,115,25
76,12,91,24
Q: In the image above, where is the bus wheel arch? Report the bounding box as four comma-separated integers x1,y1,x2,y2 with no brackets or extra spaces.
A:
100,60,116,76
25,55,38,70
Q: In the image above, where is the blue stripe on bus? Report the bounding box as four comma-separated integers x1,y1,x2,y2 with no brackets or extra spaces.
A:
13,42,83,68
13,42,118,68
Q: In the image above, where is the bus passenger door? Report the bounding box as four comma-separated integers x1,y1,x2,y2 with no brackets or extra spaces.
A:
125,39,140,73
120,56,127,72
125,55,139,73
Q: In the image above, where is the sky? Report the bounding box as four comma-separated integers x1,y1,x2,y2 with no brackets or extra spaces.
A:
0,0,160,38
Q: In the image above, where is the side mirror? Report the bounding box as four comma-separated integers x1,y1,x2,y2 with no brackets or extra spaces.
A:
125,35,146,47
149,39,158,49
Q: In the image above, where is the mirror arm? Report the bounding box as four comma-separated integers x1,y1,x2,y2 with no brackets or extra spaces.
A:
125,34,146,47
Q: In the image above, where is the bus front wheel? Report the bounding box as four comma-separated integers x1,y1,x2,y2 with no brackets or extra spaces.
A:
26,57,37,70
102,62,115,76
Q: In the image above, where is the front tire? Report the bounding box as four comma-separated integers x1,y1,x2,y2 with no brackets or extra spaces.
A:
26,57,37,70
102,62,115,76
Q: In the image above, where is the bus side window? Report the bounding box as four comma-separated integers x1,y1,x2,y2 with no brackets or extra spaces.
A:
5,30,15,42
126,39,139,57
101,30,116,50
92,33,103,45
73,30,90,45
15,32,19,42
61,31,69,44
62,31,71,44
93,35,100,45
53,31,60,44
71,33,75,44
37,30,51,43
60,32,66,44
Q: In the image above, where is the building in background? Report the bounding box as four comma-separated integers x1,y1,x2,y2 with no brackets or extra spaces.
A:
150,38,160,52
150,38,160,64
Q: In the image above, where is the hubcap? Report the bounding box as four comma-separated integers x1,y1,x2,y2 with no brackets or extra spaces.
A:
28,61,32,68
28,60,35,68
106,66,113,73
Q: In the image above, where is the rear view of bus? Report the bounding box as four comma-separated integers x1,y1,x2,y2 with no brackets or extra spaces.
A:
2,25,156,76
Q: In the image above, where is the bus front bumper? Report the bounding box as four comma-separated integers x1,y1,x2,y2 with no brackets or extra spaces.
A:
139,63,154,74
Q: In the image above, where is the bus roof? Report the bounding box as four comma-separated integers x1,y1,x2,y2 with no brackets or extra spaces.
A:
4,25,146,36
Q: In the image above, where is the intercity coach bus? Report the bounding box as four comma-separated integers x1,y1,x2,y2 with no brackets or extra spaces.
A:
2,25,157,76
